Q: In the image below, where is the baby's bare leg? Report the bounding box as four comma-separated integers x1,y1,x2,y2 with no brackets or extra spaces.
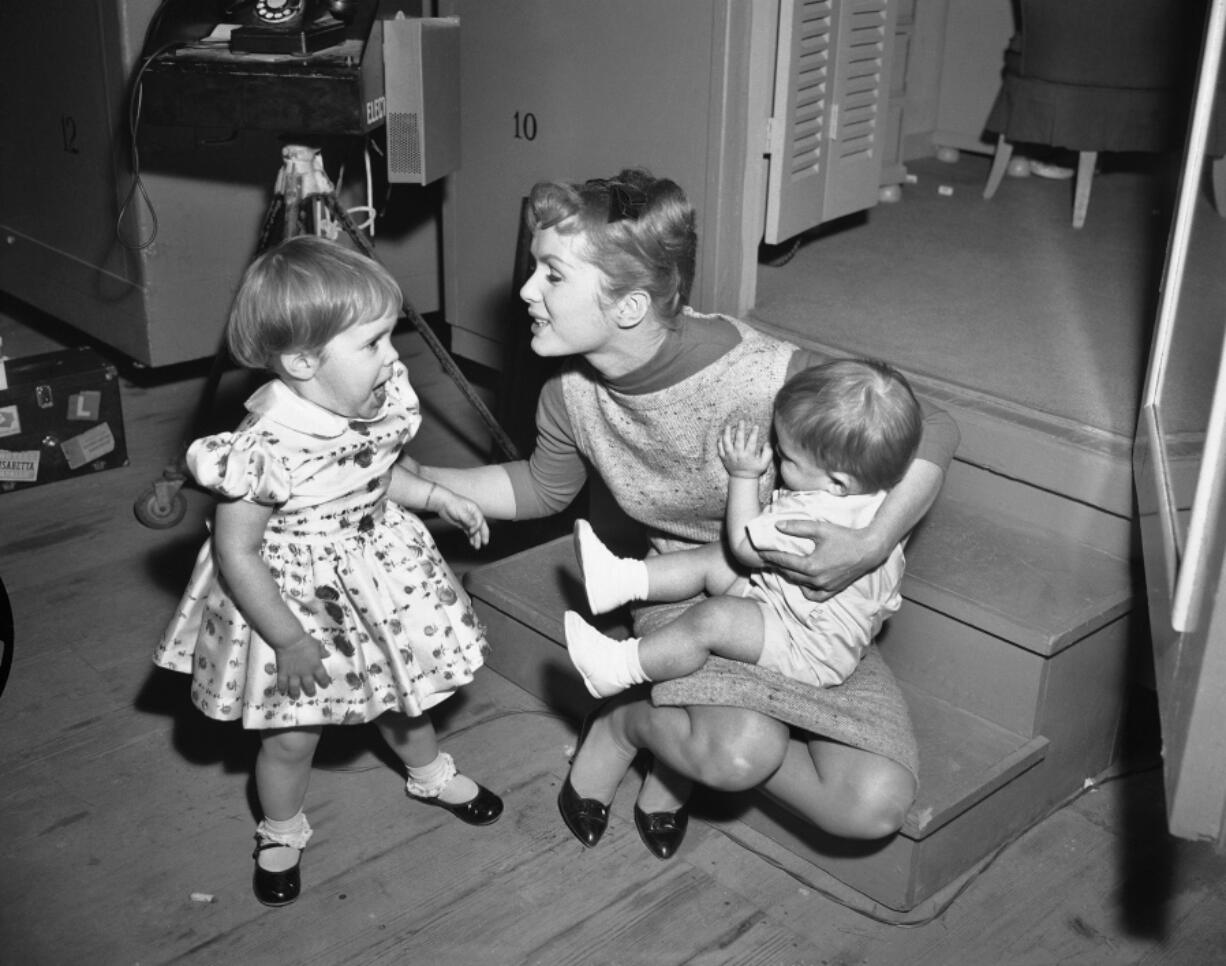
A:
636,595,765,680
643,541,742,599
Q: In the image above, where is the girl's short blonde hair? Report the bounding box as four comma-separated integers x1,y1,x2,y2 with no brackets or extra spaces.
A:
226,235,402,370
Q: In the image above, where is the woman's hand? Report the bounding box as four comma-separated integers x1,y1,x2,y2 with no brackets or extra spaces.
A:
273,633,333,700
718,421,773,479
756,517,886,601
436,490,491,548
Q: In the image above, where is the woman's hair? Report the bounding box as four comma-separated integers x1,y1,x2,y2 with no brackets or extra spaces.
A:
226,235,403,370
773,358,923,492
526,168,697,321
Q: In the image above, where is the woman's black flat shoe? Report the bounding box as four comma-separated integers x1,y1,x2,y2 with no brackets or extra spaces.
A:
633,803,689,860
414,784,504,826
558,775,610,847
253,840,301,907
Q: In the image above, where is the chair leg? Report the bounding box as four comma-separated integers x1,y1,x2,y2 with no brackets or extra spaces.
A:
983,135,1013,200
1072,151,1097,228
1212,156,1226,217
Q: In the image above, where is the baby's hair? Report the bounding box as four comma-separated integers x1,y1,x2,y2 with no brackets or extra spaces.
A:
526,168,697,321
226,235,403,370
774,358,922,493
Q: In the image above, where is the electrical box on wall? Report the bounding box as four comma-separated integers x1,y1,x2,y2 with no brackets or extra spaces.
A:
382,15,460,184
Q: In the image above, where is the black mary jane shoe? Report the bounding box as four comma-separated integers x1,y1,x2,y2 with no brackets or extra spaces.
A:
633,802,690,860
414,783,504,826
253,840,301,907
558,774,610,848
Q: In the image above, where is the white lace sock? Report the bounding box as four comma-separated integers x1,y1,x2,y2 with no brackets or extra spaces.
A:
564,611,649,698
406,752,479,805
255,811,312,872
573,519,649,614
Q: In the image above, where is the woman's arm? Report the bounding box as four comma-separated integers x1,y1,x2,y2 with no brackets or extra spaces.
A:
405,373,590,521
389,464,489,547
407,459,520,519
757,457,944,600
212,499,332,699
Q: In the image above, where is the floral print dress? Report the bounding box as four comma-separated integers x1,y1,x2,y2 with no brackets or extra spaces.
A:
153,362,487,729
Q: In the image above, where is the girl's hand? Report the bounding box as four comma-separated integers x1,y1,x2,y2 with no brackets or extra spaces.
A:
273,634,333,700
755,517,885,602
718,420,773,479
437,490,490,548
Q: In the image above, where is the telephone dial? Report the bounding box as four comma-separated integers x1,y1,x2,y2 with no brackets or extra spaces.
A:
225,0,358,54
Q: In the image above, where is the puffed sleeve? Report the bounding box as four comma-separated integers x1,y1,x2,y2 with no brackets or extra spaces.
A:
186,432,292,504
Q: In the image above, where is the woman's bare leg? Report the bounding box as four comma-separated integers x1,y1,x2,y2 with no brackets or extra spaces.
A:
761,736,916,839
568,693,790,803
636,759,692,812
626,703,789,791
570,694,914,839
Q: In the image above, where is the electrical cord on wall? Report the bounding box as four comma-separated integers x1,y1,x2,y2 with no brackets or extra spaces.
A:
116,37,180,252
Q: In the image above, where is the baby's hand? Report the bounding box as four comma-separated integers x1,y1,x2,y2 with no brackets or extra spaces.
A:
719,420,773,479
274,633,332,700
437,489,490,549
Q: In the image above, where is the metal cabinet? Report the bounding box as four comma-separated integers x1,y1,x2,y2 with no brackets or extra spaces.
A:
0,0,440,368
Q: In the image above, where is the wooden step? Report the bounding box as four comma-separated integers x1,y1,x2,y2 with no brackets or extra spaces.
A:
911,370,1135,519
748,319,1137,519
886,491,1135,786
738,686,1054,911
464,534,1060,909
904,494,1132,659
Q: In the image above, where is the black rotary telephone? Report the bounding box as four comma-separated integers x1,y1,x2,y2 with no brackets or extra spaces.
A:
142,1,362,55
226,0,357,53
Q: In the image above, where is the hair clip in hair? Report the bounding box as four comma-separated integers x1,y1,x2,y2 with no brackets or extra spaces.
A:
585,178,648,223
608,182,648,222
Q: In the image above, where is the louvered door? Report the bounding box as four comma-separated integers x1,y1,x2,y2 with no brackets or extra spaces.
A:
765,0,895,244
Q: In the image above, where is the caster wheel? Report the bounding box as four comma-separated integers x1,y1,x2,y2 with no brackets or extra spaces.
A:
878,184,903,204
936,146,960,164
134,485,188,529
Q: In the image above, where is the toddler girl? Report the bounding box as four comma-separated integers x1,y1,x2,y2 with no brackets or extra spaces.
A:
154,236,500,907
565,358,922,696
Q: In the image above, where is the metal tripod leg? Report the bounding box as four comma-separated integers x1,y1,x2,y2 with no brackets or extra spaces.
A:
134,144,521,529
315,189,521,461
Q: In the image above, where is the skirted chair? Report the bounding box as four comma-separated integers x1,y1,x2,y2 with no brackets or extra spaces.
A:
982,0,1207,228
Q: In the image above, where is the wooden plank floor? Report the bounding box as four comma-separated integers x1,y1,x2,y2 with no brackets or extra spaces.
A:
3,306,1226,965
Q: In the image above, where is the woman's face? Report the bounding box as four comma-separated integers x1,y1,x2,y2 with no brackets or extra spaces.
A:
519,225,618,360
